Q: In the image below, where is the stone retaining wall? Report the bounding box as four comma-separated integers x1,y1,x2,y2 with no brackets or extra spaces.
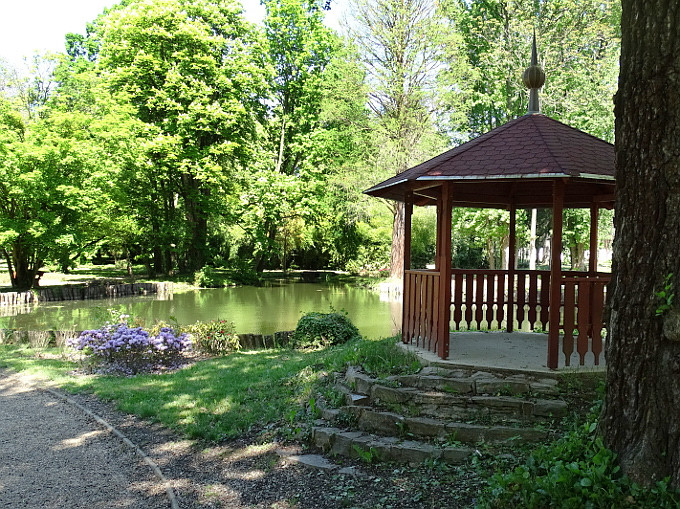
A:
0,282,173,307
0,329,79,348
237,331,293,349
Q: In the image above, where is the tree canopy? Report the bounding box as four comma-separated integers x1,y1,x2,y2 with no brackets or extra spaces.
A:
0,0,620,288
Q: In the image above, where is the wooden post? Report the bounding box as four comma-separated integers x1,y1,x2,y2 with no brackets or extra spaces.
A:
435,195,442,271
548,180,565,369
507,204,517,332
587,204,600,338
436,183,453,359
402,194,413,345
589,204,599,275
404,194,413,271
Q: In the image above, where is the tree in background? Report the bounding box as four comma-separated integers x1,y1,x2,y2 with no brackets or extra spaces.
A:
442,0,620,139
241,0,337,271
0,58,135,289
348,0,449,279
601,0,680,487
98,0,268,273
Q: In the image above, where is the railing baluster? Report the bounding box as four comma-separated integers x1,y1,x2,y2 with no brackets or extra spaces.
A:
424,274,431,348
464,273,474,328
516,272,527,330
410,272,418,345
402,273,412,344
577,279,591,365
485,273,495,327
475,273,484,328
562,280,576,366
453,272,463,329
497,271,506,328
591,281,605,365
539,272,550,330
432,274,440,353
528,272,538,329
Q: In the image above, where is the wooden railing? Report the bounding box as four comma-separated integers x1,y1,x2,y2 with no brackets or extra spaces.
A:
403,270,440,353
403,268,610,367
560,275,609,366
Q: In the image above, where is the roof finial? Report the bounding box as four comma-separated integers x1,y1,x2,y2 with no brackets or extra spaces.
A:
523,30,545,114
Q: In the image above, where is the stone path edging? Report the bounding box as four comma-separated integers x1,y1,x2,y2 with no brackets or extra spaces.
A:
6,373,179,509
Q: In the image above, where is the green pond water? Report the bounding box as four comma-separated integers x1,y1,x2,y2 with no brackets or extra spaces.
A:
0,282,401,339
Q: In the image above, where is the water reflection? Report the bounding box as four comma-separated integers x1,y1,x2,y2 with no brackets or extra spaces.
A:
0,282,401,339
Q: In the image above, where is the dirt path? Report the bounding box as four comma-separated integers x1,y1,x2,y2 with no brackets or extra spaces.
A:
0,370,167,508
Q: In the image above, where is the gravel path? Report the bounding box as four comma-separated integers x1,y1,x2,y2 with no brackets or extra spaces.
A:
0,368,480,508
0,370,167,508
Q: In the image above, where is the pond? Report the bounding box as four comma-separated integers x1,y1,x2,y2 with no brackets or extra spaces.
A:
0,281,402,339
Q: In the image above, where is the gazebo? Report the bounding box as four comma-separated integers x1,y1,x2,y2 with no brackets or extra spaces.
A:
365,39,614,370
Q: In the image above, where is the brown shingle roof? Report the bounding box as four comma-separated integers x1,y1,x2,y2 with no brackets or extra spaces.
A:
365,113,615,204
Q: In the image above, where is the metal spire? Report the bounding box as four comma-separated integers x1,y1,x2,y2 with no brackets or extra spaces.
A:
522,30,546,113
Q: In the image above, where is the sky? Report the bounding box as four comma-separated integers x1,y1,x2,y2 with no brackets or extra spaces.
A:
0,0,343,69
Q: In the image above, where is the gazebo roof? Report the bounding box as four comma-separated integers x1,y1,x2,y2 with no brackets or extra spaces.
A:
365,113,615,209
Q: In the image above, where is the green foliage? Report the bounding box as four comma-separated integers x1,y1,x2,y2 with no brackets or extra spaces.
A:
193,265,261,288
0,57,138,289
292,311,361,348
352,444,378,464
410,208,436,269
193,266,229,288
97,0,269,273
343,219,391,275
184,319,240,355
656,273,674,317
480,415,680,508
0,0,622,283
326,335,422,377
442,0,620,141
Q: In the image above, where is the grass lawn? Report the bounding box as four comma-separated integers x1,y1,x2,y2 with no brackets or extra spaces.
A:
0,262,196,292
0,336,421,441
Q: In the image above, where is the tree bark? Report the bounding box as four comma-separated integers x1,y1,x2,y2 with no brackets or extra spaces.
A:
601,0,680,487
389,201,405,279
9,240,39,290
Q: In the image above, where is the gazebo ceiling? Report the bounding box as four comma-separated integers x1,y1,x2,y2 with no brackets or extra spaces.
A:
364,113,615,209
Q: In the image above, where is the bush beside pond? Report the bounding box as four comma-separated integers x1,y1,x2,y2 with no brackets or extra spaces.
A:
193,266,261,288
184,320,240,354
292,311,361,348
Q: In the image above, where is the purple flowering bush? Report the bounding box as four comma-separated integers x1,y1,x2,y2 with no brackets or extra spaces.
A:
68,324,191,374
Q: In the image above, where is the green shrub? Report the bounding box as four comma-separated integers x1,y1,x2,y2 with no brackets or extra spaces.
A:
479,414,680,508
328,335,422,376
292,311,361,348
194,265,261,287
184,319,240,355
194,266,228,288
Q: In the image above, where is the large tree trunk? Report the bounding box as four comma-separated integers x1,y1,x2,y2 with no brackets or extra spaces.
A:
389,202,405,279
9,240,39,290
569,244,586,271
181,175,208,272
601,0,680,487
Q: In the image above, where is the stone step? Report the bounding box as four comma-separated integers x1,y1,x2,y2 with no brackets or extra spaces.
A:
349,382,568,421
345,366,561,398
327,406,551,445
312,426,473,465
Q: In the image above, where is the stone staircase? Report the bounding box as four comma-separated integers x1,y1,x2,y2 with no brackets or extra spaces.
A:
312,365,574,464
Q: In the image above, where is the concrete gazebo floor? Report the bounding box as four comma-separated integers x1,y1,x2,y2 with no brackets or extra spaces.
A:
400,331,606,376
